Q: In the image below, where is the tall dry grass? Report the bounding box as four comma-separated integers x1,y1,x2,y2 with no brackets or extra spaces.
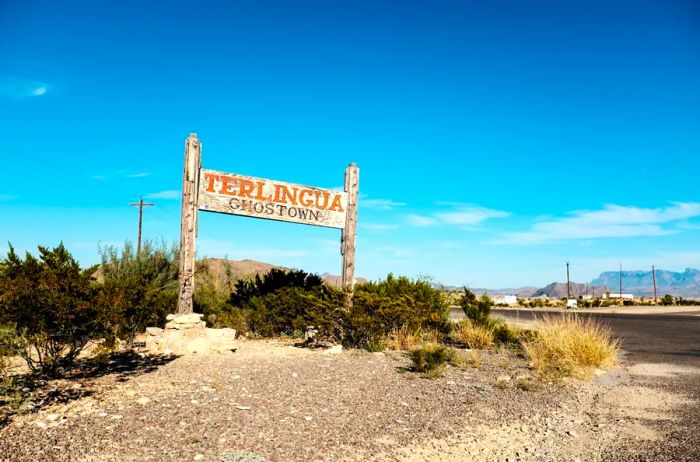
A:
522,315,620,380
450,319,494,349
386,326,441,351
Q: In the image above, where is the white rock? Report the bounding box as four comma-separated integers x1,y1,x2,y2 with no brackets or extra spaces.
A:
136,397,151,405
46,413,60,422
193,454,205,461
235,405,251,411
35,422,48,429
304,416,313,421
323,345,343,355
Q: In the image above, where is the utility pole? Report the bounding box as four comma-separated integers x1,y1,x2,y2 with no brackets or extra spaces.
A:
566,261,571,299
129,197,155,256
652,264,658,304
619,263,623,299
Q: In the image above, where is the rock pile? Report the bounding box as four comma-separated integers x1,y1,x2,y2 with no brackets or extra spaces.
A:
144,313,236,355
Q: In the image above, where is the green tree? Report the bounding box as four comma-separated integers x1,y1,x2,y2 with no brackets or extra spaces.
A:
459,288,493,324
0,243,105,376
97,241,179,346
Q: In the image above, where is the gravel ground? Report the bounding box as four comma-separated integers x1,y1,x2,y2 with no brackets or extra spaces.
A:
0,339,698,461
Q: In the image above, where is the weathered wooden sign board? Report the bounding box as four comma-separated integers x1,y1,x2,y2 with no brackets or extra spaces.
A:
176,133,359,314
198,169,349,229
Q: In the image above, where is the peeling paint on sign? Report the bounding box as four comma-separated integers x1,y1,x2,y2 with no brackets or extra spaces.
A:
197,168,348,229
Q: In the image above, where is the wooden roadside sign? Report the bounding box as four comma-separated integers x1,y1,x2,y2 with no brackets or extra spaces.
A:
176,133,359,314
198,169,349,229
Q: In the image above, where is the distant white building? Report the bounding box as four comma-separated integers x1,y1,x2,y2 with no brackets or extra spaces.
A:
489,295,518,306
603,293,635,300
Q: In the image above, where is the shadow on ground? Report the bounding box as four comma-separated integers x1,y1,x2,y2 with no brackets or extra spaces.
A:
0,351,177,428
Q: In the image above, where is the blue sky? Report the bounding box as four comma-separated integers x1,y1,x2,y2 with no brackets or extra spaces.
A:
1,0,699,287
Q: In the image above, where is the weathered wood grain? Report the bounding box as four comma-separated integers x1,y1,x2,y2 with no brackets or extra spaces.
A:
197,168,348,229
176,133,201,314
341,163,359,294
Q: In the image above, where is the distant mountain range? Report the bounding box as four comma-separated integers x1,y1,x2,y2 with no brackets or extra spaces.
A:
591,268,700,297
451,268,700,298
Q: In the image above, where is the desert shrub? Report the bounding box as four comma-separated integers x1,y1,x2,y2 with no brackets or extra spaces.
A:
450,319,494,349
241,286,345,339
409,343,459,377
522,315,619,380
0,324,21,382
355,274,451,333
460,288,493,324
229,268,324,307
485,317,522,346
97,241,179,346
0,243,106,376
660,294,675,306
227,271,450,350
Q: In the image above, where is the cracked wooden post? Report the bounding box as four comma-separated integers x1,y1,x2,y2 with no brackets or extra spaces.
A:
176,133,201,314
341,163,359,304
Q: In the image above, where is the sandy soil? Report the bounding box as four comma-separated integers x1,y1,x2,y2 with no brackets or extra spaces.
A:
1,339,698,461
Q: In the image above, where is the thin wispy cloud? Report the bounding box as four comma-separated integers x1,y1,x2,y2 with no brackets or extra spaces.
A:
408,214,438,227
361,198,406,210
90,172,152,181
361,223,399,231
0,77,49,99
498,202,700,245
409,204,509,229
145,190,180,199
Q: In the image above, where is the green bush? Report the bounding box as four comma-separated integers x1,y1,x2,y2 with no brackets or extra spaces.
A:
195,261,238,330
225,270,450,350
409,343,458,377
355,274,451,332
244,286,344,338
0,324,21,382
97,241,179,346
0,243,106,376
460,288,493,324
229,268,324,307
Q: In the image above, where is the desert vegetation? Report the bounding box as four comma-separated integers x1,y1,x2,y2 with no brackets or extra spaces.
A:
521,315,619,380
0,241,622,403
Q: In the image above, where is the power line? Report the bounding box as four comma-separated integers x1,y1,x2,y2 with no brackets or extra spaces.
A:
129,198,155,256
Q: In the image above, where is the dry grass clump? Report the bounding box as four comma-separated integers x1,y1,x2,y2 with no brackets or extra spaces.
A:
386,326,423,350
450,319,494,349
522,315,619,380
386,326,440,351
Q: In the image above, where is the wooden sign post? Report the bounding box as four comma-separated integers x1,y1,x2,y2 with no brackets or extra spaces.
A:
341,163,359,298
176,133,201,314
175,133,359,314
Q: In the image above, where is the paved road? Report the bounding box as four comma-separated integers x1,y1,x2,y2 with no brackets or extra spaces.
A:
492,308,700,368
